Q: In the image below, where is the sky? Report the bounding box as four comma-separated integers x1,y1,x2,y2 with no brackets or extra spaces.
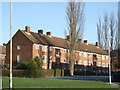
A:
1,2,118,45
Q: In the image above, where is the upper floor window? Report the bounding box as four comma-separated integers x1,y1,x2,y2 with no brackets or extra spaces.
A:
84,52,87,57
17,45,21,50
17,55,21,63
98,55,101,58
36,45,39,49
42,46,47,52
49,47,52,51
63,49,66,53
42,55,47,63
102,55,105,60
106,56,109,59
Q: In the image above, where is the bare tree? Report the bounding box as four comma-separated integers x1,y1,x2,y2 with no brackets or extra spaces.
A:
66,1,85,76
97,12,118,50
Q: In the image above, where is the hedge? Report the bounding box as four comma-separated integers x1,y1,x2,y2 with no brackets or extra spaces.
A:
2,69,64,78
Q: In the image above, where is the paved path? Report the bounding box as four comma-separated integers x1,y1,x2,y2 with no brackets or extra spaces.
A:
53,76,109,82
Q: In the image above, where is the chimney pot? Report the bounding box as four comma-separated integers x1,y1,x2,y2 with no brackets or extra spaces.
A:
25,26,30,33
46,32,52,36
38,30,43,34
84,40,88,45
95,42,99,47
77,39,82,43
66,35,71,41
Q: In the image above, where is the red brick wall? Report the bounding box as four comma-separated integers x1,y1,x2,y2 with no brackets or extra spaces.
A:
6,30,33,64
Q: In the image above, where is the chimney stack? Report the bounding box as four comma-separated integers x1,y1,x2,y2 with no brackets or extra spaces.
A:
84,40,88,45
77,39,82,43
38,30,43,34
46,32,52,36
66,35,71,41
25,26,30,33
95,42,99,47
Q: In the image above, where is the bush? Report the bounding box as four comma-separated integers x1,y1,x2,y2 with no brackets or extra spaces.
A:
28,56,42,78
16,62,28,70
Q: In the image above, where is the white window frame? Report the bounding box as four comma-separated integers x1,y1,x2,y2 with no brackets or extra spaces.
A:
79,60,82,64
106,63,108,67
17,45,21,50
64,58,66,63
102,55,105,60
17,55,21,63
84,60,87,66
42,46,47,52
42,55,47,63
49,47,52,51
36,45,39,49
84,52,87,57
102,63,105,67
49,56,52,62
106,56,109,59
63,49,66,53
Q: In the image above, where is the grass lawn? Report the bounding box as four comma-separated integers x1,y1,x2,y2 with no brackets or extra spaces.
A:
2,76,117,88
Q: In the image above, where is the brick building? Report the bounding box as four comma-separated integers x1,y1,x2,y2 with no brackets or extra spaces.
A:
0,45,6,66
6,26,109,72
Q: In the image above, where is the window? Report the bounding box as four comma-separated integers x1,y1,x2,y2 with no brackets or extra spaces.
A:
49,56,52,62
63,49,66,53
106,56,109,59
98,62,101,66
98,55,101,58
102,55,105,60
64,58,66,63
42,46,47,52
84,52,87,57
17,45,21,50
42,55,47,63
42,66,47,69
106,63,108,67
102,63,105,67
79,52,81,56
36,45,39,49
84,61,87,66
79,60,82,64
49,47,52,51
68,59,70,63
17,55,21,63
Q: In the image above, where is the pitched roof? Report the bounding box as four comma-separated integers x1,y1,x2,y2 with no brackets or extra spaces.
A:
19,30,108,55
0,45,6,54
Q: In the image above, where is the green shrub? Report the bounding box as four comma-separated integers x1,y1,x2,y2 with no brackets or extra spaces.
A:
28,56,42,78
16,62,28,70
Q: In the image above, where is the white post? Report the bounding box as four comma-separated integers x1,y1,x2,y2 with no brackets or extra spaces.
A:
10,0,12,88
108,36,112,85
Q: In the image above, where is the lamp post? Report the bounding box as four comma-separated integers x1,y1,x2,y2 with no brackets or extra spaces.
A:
107,36,112,85
10,0,13,88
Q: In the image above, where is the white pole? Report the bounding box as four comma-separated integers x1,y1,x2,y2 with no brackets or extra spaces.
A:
108,37,111,85
10,0,12,88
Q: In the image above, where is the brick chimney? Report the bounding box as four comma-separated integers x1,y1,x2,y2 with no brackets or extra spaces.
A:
25,26,30,33
66,35,71,41
84,40,88,45
95,42,99,47
77,39,82,43
46,32,51,36
38,30,43,34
